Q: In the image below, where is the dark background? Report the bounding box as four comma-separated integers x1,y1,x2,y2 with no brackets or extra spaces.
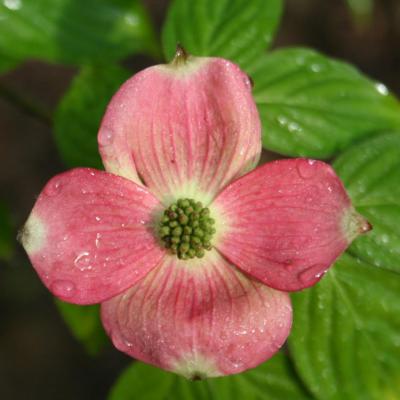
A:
1,0,399,398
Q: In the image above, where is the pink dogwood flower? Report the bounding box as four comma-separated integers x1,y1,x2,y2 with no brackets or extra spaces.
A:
20,47,370,379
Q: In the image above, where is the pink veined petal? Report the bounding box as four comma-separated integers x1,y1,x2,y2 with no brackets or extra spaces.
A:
19,168,165,305
212,158,371,291
98,56,261,204
101,250,292,379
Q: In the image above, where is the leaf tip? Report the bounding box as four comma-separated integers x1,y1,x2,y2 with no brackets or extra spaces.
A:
171,43,190,66
343,208,372,242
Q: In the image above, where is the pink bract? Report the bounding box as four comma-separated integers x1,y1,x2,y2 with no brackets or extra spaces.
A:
20,48,370,379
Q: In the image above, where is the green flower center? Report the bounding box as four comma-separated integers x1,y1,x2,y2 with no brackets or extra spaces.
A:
159,198,216,259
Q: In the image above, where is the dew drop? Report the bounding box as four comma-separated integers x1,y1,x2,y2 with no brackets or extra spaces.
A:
296,159,317,179
277,115,288,126
298,264,326,284
310,63,322,72
288,122,301,133
95,233,102,248
381,234,389,244
74,251,92,271
375,83,388,96
51,280,75,298
45,180,62,196
3,0,21,10
98,129,114,146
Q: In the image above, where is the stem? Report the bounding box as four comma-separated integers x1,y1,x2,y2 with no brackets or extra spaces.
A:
0,81,52,126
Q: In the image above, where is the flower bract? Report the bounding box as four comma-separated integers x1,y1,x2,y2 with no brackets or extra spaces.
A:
20,47,370,379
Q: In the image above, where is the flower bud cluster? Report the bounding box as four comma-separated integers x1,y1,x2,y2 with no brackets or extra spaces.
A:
159,198,216,259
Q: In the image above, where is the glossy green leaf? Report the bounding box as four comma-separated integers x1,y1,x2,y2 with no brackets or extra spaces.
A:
334,132,400,274
54,65,130,169
109,353,312,400
0,0,159,65
289,253,400,400
162,0,283,70
0,201,14,261
251,48,400,157
55,300,108,355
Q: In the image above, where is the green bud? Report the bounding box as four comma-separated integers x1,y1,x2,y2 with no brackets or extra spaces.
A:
183,226,192,234
200,208,210,217
191,236,201,244
194,228,204,237
160,226,170,237
179,214,189,225
182,235,190,243
172,226,183,236
179,243,190,253
196,249,205,258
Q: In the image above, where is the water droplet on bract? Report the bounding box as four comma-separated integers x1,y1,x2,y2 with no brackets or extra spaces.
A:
298,264,326,284
45,180,62,196
296,159,317,179
95,233,102,248
98,129,114,146
123,338,133,347
95,216,101,222
51,280,75,298
74,251,92,271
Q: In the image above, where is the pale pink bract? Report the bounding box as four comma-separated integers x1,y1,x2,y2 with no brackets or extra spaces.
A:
20,50,370,379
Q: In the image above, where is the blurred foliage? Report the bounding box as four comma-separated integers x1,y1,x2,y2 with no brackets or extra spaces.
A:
0,54,19,74
54,65,130,169
55,300,108,356
0,201,14,261
0,0,160,65
109,353,312,400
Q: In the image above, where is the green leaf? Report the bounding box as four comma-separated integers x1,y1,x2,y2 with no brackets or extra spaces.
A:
54,65,130,169
0,201,14,261
289,253,400,400
251,48,400,158
162,0,283,70
0,0,159,65
55,300,108,355
109,352,312,400
334,132,400,274
0,54,19,74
